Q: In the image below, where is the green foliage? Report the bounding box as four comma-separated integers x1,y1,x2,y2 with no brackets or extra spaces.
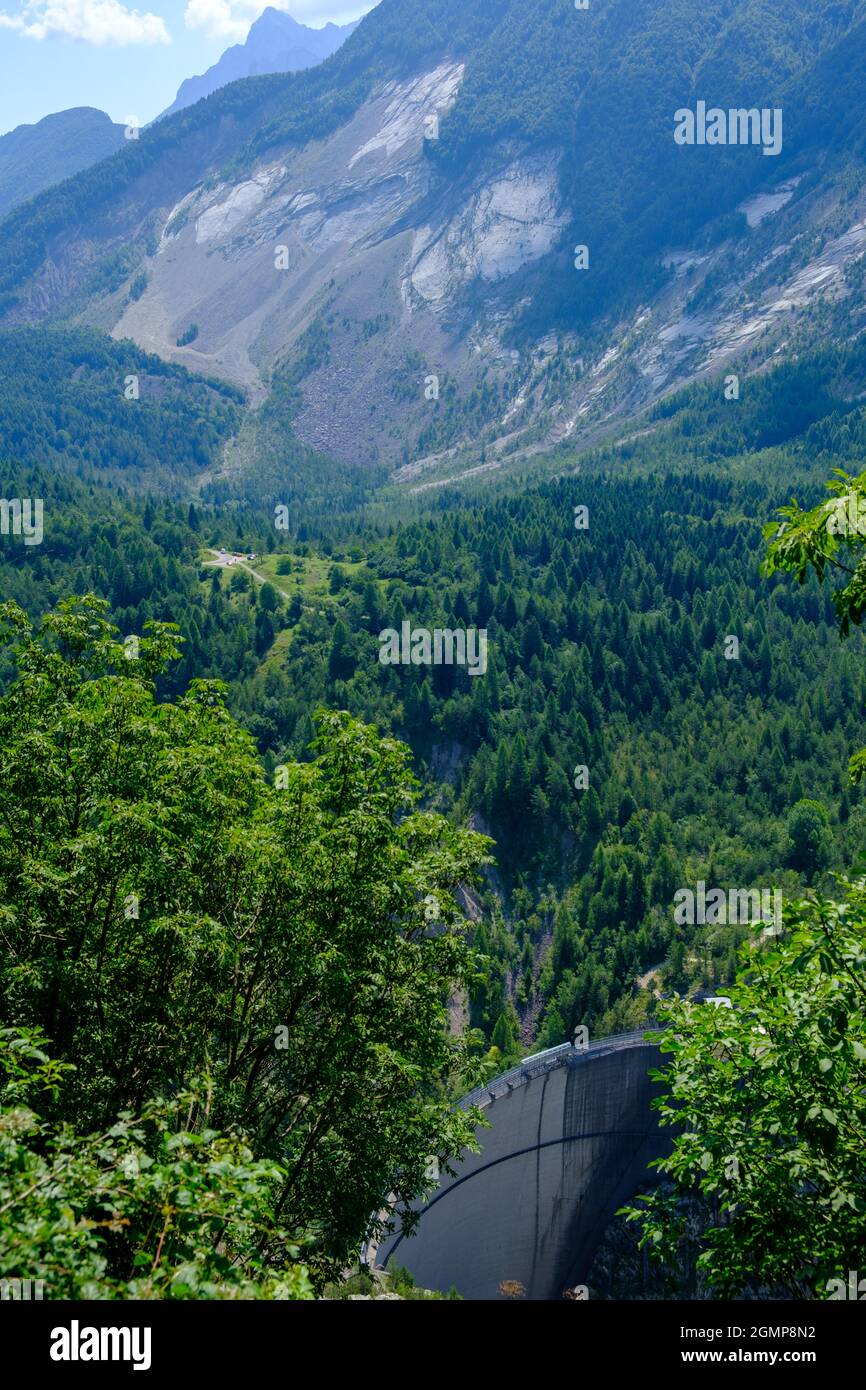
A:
0,327,242,485
764,463,866,807
259,581,279,612
321,1264,460,1300
224,467,866,1045
7,401,866,1058
786,799,834,878
620,885,866,1298
207,322,384,524
128,270,148,302
0,1027,314,1300
79,242,146,302
387,1264,461,1300
0,596,490,1286
763,466,866,640
490,1009,517,1060
0,107,124,223
652,340,866,465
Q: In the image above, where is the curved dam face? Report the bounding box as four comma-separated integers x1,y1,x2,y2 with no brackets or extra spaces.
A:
380,1031,669,1300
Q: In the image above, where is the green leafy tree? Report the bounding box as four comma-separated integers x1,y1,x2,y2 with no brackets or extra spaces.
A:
490,1009,518,1061
0,1027,314,1300
622,470,866,1298
621,887,866,1298
763,468,866,641
786,799,834,878
259,581,279,613
0,596,491,1287
764,466,866,786
327,617,356,681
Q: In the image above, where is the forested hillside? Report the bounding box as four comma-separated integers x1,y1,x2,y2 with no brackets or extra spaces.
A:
0,329,243,485
228,469,866,1051
6,333,866,1061
2,0,866,1309
0,602,487,1293
431,0,866,332
0,108,125,223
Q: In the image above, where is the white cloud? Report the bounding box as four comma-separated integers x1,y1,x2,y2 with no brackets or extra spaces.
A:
0,0,170,43
183,1,374,43
183,0,248,41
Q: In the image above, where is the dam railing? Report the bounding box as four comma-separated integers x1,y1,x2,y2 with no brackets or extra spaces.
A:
457,1027,663,1112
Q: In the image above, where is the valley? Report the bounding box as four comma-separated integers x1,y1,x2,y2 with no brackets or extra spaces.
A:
0,0,865,1314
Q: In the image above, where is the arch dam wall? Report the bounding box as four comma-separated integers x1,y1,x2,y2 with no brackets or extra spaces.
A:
380,1030,670,1300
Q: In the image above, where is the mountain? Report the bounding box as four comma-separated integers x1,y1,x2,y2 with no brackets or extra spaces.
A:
3,0,866,488
159,8,361,120
0,107,125,223
4,0,866,1308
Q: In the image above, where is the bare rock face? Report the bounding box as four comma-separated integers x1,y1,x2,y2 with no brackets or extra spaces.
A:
408,153,566,306
110,36,866,485
114,61,470,393
110,61,575,470
8,12,866,490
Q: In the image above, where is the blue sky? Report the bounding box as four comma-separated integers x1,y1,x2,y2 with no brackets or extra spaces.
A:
0,1,376,134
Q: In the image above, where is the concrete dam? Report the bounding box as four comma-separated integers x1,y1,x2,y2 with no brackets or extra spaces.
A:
380,1029,669,1300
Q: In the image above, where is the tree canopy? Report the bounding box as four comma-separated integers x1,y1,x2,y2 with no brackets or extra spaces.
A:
619,463,866,1297
0,595,489,1290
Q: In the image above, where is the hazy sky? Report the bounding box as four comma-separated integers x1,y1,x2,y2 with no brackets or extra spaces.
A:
0,1,377,134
